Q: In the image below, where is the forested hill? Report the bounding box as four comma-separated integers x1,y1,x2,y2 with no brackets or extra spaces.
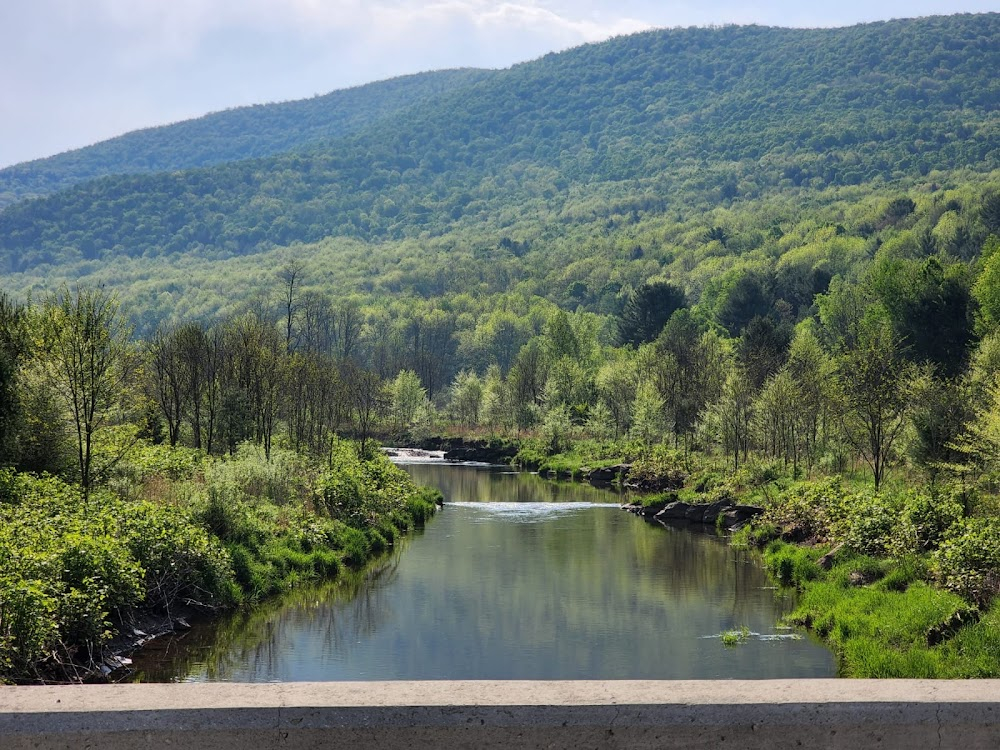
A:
2,13,999,273
0,68,490,208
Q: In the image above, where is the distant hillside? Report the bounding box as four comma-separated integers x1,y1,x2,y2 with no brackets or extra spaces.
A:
0,68,490,208
1,14,999,274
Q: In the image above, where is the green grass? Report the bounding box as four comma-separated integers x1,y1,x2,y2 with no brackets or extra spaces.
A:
761,541,1000,677
764,541,823,587
720,625,752,646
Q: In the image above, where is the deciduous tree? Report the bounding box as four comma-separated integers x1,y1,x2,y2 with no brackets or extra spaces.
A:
41,287,139,495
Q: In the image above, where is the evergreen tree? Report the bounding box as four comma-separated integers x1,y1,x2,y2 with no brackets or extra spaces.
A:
616,281,687,346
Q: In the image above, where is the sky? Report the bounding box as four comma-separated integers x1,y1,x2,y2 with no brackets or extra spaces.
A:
1,0,997,169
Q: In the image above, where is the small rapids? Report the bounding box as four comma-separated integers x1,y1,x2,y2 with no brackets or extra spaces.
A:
447,501,617,523
384,447,447,463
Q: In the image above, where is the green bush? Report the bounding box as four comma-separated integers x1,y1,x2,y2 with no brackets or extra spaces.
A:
406,488,441,526
121,502,236,609
902,491,963,552
0,578,58,674
933,518,1000,605
326,522,373,568
196,487,269,549
730,521,780,548
840,492,902,557
0,439,438,680
762,477,851,542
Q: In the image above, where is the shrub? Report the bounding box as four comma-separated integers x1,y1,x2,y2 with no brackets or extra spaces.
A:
840,492,902,557
933,518,1000,605
0,578,58,674
730,521,780,548
0,438,437,680
196,486,268,549
902,491,963,552
120,501,235,609
761,477,850,541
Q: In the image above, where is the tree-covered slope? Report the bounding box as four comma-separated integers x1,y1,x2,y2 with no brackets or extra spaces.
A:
1,14,999,273
0,68,490,209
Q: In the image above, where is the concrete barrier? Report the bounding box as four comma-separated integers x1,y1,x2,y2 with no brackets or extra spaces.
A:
2,680,1000,749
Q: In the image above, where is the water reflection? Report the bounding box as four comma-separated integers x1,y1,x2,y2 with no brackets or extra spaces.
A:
127,464,835,681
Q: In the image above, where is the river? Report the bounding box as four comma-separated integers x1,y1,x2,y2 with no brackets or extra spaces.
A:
125,461,835,681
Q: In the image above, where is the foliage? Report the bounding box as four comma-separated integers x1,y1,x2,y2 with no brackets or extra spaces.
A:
0,293,28,465
933,518,1000,606
0,471,229,677
835,314,913,490
317,439,419,528
0,69,488,208
759,540,1000,677
840,492,903,557
540,404,574,455
388,369,431,438
629,381,666,446
3,13,1000,682
4,16,1000,273
39,286,141,494
616,281,687,346
0,437,435,682
759,477,853,542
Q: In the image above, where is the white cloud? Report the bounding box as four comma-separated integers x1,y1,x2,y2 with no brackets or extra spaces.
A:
369,1,650,39
1,0,999,167
0,0,660,166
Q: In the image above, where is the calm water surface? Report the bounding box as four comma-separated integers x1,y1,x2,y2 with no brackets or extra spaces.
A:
127,463,835,681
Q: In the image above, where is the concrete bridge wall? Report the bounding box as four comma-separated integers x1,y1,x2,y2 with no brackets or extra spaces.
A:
2,680,999,749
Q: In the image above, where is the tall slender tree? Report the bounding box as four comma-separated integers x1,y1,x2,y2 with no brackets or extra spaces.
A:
41,286,139,495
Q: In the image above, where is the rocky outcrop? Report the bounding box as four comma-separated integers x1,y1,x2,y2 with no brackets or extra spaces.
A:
623,497,764,531
409,438,517,464
623,469,686,493
581,464,632,484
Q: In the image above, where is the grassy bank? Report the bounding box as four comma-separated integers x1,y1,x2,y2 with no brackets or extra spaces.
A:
733,478,1000,677
513,438,694,489
0,439,438,683
512,437,632,477
755,540,1000,677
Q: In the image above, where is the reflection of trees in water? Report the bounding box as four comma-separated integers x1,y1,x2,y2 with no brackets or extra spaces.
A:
405,463,784,633
317,556,401,655
403,464,622,506
130,466,829,681
129,551,404,682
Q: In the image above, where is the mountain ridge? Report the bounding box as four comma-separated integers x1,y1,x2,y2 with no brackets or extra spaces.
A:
0,68,492,208
1,13,998,277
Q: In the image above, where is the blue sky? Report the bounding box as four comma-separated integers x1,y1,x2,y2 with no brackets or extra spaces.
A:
1,0,997,168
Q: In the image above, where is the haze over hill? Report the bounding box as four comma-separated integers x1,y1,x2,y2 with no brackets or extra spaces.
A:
0,69,490,209
0,13,998,337
2,15,999,274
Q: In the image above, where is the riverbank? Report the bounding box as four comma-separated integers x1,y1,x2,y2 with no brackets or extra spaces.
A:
732,479,1000,677
0,439,439,684
438,435,1000,677
753,539,1000,677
